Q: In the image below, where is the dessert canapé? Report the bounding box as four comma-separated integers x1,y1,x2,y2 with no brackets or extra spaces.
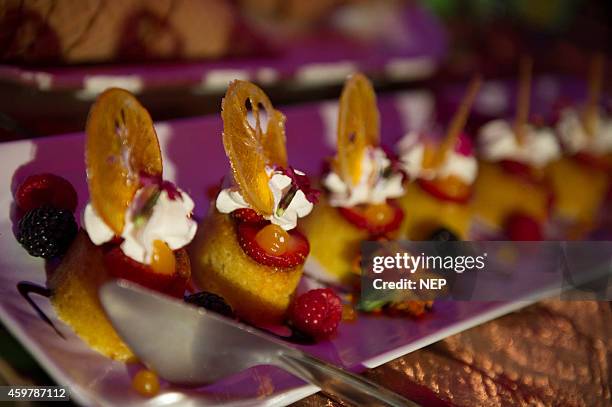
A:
300,73,405,283
548,55,611,234
50,88,197,361
472,58,561,238
191,80,317,325
397,76,481,240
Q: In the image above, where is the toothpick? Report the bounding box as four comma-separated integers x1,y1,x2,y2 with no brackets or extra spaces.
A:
435,75,482,167
583,53,604,136
514,56,533,145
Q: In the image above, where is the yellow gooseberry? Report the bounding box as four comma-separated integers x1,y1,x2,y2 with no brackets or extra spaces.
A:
342,304,357,322
132,369,160,397
430,176,471,201
150,240,176,275
363,203,395,226
255,224,290,256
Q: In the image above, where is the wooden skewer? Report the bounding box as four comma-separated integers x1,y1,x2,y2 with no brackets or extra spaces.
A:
514,56,533,145
434,75,482,167
583,53,604,136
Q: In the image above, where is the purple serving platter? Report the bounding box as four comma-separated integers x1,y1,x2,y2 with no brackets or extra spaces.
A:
0,80,601,406
0,4,444,96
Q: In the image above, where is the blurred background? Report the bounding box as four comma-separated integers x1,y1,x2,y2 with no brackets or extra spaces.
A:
0,0,609,139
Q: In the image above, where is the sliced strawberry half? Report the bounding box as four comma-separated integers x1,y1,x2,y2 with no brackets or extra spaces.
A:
498,159,546,185
573,152,611,172
338,201,404,236
237,222,309,268
232,208,265,224
103,247,188,297
500,159,531,176
418,178,471,204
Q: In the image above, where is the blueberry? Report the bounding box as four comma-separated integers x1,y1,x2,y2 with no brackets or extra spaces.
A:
428,228,459,241
184,292,234,317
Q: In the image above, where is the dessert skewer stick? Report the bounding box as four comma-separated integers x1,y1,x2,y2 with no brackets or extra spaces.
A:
434,74,482,167
514,56,533,145
583,53,604,136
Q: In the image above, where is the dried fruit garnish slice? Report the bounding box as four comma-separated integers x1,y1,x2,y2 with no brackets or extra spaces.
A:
221,80,287,216
85,88,162,234
336,73,380,186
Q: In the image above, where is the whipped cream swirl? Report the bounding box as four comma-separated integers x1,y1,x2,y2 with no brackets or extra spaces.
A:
84,185,197,264
216,167,314,231
397,131,478,185
322,146,404,207
556,108,612,155
479,119,561,168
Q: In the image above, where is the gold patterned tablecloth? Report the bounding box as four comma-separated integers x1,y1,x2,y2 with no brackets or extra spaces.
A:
293,301,611,406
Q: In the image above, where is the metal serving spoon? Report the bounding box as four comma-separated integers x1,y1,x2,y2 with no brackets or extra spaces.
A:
100,280,418,406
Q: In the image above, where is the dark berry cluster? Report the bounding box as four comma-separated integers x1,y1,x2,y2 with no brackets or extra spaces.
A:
15,173,79,259
17,206,78,259
184,292,234,318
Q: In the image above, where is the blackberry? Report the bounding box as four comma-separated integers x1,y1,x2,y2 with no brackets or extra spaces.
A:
17,206,78,259
428,228,459,241
184,292,234,317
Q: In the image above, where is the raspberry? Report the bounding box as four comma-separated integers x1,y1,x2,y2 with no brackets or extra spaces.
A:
505,212,542,241
289,288,342,339
17,206,78,258
16,173,78,213
184,292,234,317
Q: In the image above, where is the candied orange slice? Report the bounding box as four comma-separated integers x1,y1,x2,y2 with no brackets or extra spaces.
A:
85,88,162,234
336,73,380,186
221,80,287,216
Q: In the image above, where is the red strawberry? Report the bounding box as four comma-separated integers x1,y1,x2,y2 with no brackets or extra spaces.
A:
505,212,543,241
16,173,78,213
206,176,226,201
338,201,404,236
237,222,309,268
417,178,471,204
500,159,532,177
573,152,611,171
289,288,342,339
232,208,265,224
103,247,187,297
498,159,547,185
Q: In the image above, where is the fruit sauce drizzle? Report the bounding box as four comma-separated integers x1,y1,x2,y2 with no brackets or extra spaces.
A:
17,281,65,339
